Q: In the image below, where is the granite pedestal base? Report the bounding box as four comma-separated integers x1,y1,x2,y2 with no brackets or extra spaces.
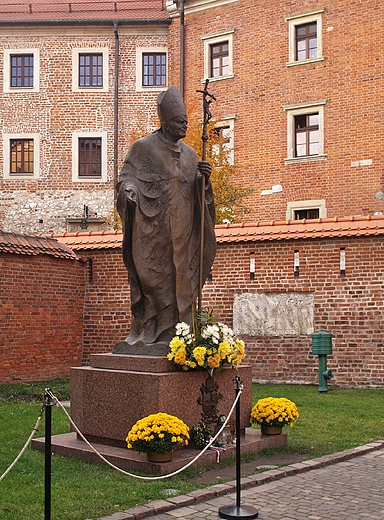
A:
32,353,289,475
69,353,253,448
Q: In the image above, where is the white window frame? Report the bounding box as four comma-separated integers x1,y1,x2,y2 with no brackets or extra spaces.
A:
136,47,167,92
72,131,108,183
284,100,327,164
3,133,40,179
286,199,327,220
72,48,109,93
286,9,325,67
201,29,234,82
4,48,40,93
212,117,235,165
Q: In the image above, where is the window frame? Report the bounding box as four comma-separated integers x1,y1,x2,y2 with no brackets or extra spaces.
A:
211,118,235,165
136,47,168,92
72,48,109,93
286,9,324,66
3,49,40,93
286,199,327,220
3,133,40,180
284,101,327,164
72,131,108,183
202,30,234,82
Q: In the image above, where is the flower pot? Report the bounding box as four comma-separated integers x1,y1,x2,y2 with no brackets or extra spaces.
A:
146,451,173,463
260,424,283,435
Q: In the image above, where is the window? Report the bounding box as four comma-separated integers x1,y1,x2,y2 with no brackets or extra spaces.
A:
10,139,34,174
72,131,108,182
3,133,40,179
211,119,235,165
295,113,319,157
294,208,319,220
136,47,167,91
296,23,317,61
79,138,101,177
78,53,103,88
211,42,229,78
11,54,34,88
4,49,40,92
142,53,166,87
72,48,108,92
286,200,326,220
202,30,234,82
284,101,327,163
286,9,324,66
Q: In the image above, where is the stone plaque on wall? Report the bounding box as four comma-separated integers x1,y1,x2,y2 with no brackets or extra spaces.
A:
233,292,314,336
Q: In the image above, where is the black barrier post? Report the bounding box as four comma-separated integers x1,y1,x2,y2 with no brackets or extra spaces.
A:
44,389,53,520
218,376,258,519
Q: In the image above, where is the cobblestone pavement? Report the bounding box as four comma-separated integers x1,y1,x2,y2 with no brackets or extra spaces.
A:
99,441,384,520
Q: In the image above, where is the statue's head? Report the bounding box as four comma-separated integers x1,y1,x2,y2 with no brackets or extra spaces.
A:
157,86,187,125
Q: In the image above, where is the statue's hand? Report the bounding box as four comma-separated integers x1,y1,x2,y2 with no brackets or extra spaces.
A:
125,186,138,203
198,161,212,181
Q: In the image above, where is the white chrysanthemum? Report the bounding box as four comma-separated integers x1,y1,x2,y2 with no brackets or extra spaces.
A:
175,322,191,337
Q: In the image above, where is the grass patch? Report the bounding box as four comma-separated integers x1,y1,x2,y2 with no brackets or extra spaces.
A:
1,380,384,519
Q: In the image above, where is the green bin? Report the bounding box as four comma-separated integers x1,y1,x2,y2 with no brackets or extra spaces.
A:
312,330,332,355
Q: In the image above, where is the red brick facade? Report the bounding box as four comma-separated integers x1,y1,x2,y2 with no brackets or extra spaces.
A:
1,249,85,383
168,0,384,221
55,221,383,388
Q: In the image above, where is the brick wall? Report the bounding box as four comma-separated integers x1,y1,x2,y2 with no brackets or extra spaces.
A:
77,234,384,388
0,253,85,382
169,0,384,221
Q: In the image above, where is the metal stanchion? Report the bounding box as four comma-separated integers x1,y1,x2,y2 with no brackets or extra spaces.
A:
44,389,54,520
218,376,258,519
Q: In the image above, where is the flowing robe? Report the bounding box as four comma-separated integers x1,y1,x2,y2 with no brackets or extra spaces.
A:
116,129,216,350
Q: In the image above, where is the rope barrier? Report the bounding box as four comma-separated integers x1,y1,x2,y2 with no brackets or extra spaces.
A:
0,385,242,483
45,385,243,481
0,401,45,482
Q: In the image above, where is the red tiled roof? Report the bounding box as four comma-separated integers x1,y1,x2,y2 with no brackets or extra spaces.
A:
47,215,384,251
0,230,78,259
0,0,169,24
215,215,384,243
46,229,123,250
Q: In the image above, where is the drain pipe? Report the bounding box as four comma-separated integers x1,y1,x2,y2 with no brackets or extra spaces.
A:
113,22,119,212
179,0,185,96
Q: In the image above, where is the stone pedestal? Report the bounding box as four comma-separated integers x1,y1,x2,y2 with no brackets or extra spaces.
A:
70,353,253,448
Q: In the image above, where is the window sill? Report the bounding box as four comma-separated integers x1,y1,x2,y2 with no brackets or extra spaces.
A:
203,74,235,83
287,57,325,68
284,154,327,165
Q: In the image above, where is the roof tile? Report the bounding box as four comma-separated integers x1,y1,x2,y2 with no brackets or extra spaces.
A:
0,0,169,23
0,230,78,259
47,215,384,251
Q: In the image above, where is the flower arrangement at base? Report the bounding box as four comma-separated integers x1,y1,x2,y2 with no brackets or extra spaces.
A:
168,309,246,376
191,421,212,448
126,412,190,454
250,397,299,429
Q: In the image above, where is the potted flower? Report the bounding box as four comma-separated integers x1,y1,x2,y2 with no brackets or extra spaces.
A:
250,397,299,435
168,309,246,376
126,412,190,462
191,421,212,448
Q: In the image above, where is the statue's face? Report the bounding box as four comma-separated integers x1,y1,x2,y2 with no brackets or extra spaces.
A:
163,115,188,142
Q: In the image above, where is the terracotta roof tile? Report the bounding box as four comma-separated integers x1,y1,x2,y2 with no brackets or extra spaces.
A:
47,215,384,251
215,215,384,242
0,230,78,259
46,229,124,250
0,0,169,23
